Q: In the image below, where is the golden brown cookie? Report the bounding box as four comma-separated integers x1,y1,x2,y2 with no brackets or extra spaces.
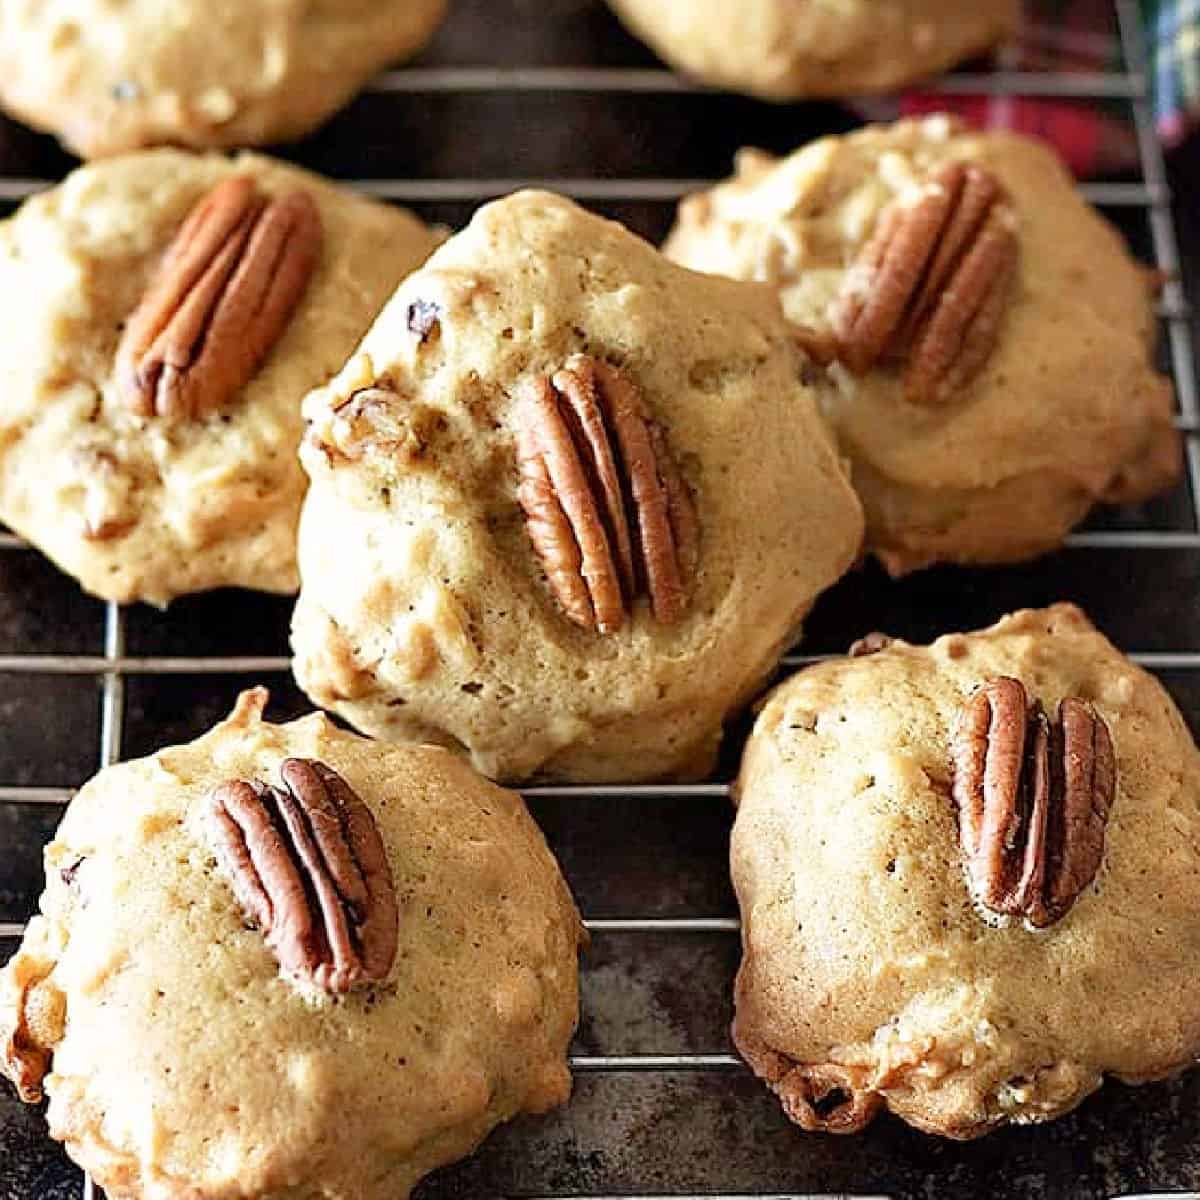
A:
0,150,441,606
0,0,448,158
665,116,1180,574
291,190,864,784
1,688,582,1198
732,604,1200,1138
606,0,1019,99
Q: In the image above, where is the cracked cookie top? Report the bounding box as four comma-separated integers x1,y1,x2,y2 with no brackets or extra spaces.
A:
731,603,1200,1138
605,0,1019,100
0,0,448,158
1,688,582,1199
665,117,1180,575
291,190,864,783
0,150,440,606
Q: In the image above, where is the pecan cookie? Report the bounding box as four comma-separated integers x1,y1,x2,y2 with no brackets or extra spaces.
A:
665,116,1180,574
291,190,864,783
606,0,1018,99
1,688,582,1198
0,150,440,605
732,603,1200,1138
0,0,447,158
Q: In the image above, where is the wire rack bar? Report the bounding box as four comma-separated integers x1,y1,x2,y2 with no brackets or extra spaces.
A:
0,645,1197,680
781,650,1200,669
1,915,744,940
1117,0,1200,539
0,786,73,803
98,604,125,771
584,917,741,933
569,1054,743,1072
5,525,1198,562
76,604,127,1197
0,655,293,674
0,8,1195,1199
0,178,1168,205
369,65,1143,98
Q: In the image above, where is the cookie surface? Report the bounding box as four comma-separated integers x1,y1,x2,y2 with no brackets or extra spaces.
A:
1,688,582,1199
0,0,448,158
665,117,1180,574
0,150,440,606
291,190,864,784
606,0,1019,99
732,604,1200,1138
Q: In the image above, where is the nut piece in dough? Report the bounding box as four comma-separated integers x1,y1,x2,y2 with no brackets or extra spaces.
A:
605,0,1019,99
1,688,582,1198
293,190,864,783
665,117,1180,574
0,150,442,606
733,603,1200,1138
0,0,449,158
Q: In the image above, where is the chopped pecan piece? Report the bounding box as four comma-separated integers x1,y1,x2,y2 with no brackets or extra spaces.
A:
406,298,442,342
792,324,839,368
777,1062,884,1135
207,758,398,994
117,176,322,421
848,631,893,658
3,958,65,1103
831,162,1018,406
515,354,698,634
950,677,1116,928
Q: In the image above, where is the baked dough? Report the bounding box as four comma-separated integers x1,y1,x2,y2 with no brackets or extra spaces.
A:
0,150,440,606
606,0,1019,99
1,688,582,1198
665,117,1180,574
732,604,1200,1138
291,190,864,783
0,0,448,158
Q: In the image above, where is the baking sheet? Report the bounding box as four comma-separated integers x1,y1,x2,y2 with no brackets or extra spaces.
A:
3,2,1200,1197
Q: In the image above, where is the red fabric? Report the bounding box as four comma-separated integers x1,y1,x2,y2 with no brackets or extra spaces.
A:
898,94,1137,176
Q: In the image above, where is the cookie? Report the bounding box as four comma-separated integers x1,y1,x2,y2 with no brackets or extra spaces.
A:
606,0,1019,99
732,603,1200,1139
291,190,864,784
665,116,1180,574
0,0,448,158
1,688,583,1198
0,150,440,606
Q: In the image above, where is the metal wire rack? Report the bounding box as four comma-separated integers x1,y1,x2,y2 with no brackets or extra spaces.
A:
1,0,1199,1197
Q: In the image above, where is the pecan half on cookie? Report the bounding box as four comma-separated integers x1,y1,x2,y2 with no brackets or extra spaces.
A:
951,677,1116,928
515,355,699,633
832,162,1018,406
117,176,322,421
207,757,398,993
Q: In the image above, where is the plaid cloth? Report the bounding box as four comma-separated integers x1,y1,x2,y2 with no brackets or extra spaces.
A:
859,0,1198,175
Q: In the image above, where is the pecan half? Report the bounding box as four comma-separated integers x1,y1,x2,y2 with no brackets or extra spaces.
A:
117,176,322,421
207,758,398,993
831,162,1018,406
950,677,1116,928
515,354,698,634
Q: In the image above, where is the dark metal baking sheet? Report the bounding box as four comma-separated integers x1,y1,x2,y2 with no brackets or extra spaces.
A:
3,2,1200,1198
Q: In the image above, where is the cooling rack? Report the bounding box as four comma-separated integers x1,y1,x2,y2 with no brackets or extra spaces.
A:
2,1,1200,1197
